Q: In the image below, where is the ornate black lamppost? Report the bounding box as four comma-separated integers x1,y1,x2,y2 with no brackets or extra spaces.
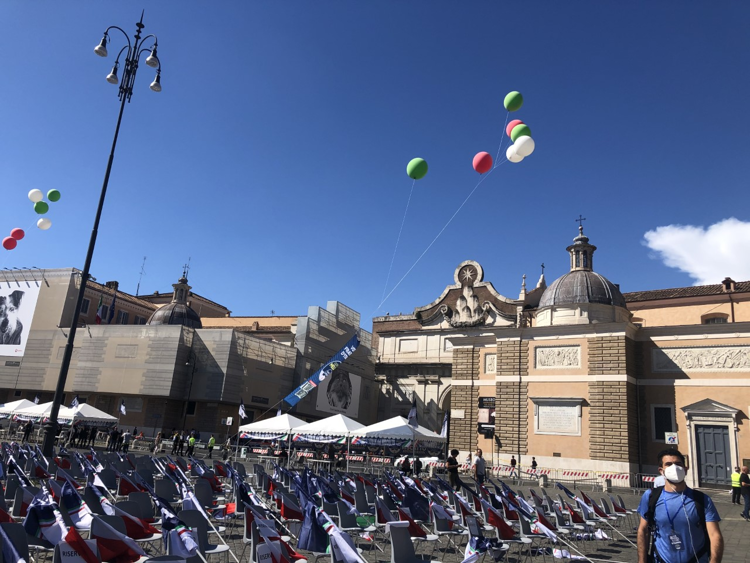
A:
42,13,162,455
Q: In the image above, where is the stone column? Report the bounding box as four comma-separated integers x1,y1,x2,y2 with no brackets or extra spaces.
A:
450,348,480,452
495,339,529,455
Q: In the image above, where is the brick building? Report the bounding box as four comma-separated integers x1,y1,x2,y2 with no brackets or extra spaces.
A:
372,226,750,487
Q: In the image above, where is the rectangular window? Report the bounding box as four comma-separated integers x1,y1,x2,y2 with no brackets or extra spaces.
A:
186,401,197,416
101,306,109,320
81,298,90,315
13,390,21,397
134,315,143,325
652,405,675,442
703,317,728,324
117,310,129,324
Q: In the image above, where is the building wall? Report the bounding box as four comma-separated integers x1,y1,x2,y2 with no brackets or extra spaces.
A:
628,295,750,327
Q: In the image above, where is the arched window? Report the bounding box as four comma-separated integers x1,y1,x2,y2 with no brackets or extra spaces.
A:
702,313,729,325
575,251,580,267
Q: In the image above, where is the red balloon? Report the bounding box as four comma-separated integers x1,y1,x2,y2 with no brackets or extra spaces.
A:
473,152,493,174
506,119,524,138
2,237,17,250
10,228,24,241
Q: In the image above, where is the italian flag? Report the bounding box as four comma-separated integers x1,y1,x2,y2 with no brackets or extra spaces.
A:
95,294,104,325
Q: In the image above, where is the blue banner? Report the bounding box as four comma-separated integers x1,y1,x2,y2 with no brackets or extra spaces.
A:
283,334,360,407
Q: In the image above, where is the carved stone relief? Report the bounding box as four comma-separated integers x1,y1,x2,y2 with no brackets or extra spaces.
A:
653,346,750,372
535,346,581,368
485,353,497,374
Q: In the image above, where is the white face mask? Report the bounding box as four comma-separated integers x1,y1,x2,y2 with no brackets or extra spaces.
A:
663,464,686,483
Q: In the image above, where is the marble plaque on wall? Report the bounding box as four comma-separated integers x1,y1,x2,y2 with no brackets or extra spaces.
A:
537,404,579,434
535,346,581,369
653,346,750,372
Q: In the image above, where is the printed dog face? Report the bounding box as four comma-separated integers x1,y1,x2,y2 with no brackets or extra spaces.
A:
0,290,24,346
327,371,352,409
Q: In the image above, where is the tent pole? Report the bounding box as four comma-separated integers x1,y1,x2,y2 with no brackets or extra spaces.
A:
346,436,350,473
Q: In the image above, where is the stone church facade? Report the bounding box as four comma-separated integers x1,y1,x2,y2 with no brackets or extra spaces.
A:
372,227,750,488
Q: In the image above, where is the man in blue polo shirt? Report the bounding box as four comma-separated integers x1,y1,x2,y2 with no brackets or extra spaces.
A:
637,448,724,563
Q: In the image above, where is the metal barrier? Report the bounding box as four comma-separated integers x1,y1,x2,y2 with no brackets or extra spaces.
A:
634,473,659,489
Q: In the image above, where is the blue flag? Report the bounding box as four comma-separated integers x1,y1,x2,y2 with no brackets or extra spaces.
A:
297,504,329,553
283,334,360,407
0,523,26,563
107,292,117,324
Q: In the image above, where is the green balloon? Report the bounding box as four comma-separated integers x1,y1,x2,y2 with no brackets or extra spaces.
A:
47,189,61,202
510,124,531,142
34,201,49,215
406,158,428,180
504,91,524,112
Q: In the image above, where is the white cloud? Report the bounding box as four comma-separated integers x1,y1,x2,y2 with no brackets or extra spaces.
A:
643,218,750,285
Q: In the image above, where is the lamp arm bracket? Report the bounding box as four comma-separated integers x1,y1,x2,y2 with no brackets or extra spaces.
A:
105,26,132,49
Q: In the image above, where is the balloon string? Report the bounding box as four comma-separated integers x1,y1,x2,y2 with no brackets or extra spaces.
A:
494,111,511,164
374,160,508,315
381,178,416,304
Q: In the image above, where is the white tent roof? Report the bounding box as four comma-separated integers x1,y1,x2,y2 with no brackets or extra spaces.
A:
14,401,54,417
353,416,446,442
68,403,117,423
293,414,365,436
238,413,306,434
0,399,36,415
12,401,117,424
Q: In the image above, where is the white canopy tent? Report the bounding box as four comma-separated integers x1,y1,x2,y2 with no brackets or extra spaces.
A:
353,416,446,443
293,414,365,437
12,401,117,426
0,399,37,418
238,413,306,438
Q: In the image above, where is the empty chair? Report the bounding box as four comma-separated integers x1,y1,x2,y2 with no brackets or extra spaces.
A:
83,486,109,515
116,500,146,519
337,501,376,538
178,509,230,560
4,475,20,503
387,520,441,563
98,468,118,492
130,491,161,524
53,539,100,563
155,478,179,501
137,470,156,490
353,482,373,514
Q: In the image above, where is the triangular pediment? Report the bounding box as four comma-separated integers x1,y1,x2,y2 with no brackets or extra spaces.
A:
681,398,739,415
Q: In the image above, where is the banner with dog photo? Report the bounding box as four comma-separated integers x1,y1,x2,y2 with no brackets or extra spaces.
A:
315,369,361,418
0,284,40,357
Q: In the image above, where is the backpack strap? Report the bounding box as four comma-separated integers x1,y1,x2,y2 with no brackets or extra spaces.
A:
646,486,664,526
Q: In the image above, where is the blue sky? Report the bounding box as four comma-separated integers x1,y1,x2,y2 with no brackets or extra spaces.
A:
1,2,749,324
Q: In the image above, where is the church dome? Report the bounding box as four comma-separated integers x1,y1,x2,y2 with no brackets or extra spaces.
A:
535,224,630,327
147,302,202,328
539,270,626,308
146,273,203,328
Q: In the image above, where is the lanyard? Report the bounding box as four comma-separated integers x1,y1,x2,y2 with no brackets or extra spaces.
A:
662,493,685,531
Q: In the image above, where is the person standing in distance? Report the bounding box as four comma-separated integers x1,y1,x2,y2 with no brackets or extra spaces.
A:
637,449,723,563
740,466,750,521
446,449,462,491
472,448,486,485
730,467,742,505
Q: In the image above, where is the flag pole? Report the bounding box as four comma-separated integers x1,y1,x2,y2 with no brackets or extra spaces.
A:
234,417,240,462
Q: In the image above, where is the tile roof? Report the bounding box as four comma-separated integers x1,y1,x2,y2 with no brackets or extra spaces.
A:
86,281,158,311
623,281,750,303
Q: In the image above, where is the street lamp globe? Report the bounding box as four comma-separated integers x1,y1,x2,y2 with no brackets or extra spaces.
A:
94,37,108,57
145,47,159,68
106,66,119,85
149,73,162,92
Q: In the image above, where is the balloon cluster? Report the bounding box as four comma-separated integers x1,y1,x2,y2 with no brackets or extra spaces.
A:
472,90,536,173
28,189,59,231
2,229,25,251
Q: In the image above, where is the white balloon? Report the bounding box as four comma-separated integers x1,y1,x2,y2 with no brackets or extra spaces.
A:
514,136,536,157
506,144,524,163
28,189,43,203
37,218,52,230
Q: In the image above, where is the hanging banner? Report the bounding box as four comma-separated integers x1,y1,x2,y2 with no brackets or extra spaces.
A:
283,334,360,408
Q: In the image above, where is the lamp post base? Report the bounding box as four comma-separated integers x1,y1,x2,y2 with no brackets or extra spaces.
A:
41,420,59,456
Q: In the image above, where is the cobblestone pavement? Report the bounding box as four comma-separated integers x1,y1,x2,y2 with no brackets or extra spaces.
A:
196,484,749,563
